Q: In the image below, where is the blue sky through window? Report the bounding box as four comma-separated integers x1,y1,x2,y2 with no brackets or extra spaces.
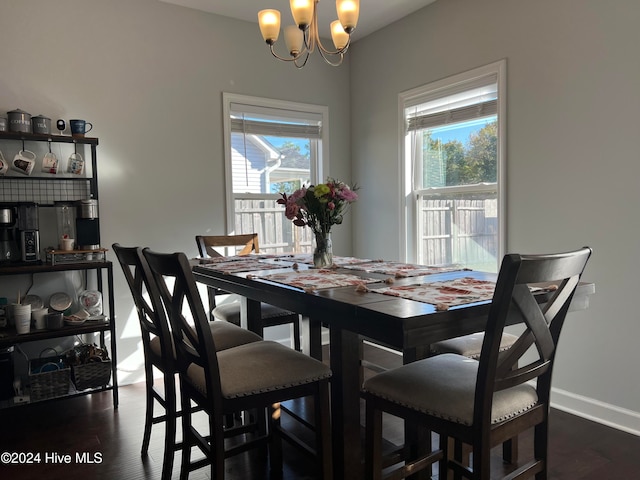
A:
429,117,495,146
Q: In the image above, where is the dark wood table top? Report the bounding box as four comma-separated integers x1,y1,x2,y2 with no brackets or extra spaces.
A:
193,260,593,348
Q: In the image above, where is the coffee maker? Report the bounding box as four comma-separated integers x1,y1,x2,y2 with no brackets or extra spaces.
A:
76,199,100,250
0,205,19,263
17,202,40,262
0,203,40,263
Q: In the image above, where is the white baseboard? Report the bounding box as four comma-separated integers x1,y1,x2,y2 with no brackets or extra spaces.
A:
550,387,640,436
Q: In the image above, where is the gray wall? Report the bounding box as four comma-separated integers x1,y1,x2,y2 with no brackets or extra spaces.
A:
1,0,638,435
0,0,351,385
350,0,640,433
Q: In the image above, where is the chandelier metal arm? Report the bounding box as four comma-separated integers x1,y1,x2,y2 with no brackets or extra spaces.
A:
314,33,349,66
266,43,310,69
317,49,345,67
293,54,310,69
268,43,304,62
304,8,349,66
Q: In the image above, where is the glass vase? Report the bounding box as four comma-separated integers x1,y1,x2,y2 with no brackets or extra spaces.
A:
313,232,333,268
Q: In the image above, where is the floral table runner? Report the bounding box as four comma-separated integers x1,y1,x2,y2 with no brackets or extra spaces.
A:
332,256,373,266
370,277,496,309
272,254,313,265
342,260,464,278
273,254,372,267
198,259,285,273
256,270,381,291
198,254,291,264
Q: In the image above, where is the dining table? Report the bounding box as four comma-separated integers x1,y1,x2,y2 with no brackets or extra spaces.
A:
191,254,595,480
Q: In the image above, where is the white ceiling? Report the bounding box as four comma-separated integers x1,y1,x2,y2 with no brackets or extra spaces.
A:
159,0,438,40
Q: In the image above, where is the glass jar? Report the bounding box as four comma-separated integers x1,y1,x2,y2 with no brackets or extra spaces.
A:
56,202,76,248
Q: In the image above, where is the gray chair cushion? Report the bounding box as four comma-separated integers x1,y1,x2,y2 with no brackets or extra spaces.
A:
430,332,519,359
213,302,296,325
187,340,331,399
362,353,537,426
150,320,261,358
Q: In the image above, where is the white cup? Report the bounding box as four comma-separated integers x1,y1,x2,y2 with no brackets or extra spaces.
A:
42,152,58,174
13,304,31,334
60,237,75,251
11,150,36,176
32,307,48,330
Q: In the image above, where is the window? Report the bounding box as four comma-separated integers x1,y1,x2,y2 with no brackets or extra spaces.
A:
400,61,506,272
223,93,329,253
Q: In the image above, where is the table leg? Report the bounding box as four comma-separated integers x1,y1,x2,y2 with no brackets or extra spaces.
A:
241,297,264,338
330,327,363,480
306,316,322,360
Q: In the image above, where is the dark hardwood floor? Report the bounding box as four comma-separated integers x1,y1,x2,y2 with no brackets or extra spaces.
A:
1,344,638,479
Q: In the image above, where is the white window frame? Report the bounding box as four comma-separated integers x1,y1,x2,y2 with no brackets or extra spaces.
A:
398,60,507,268
222,93,330,235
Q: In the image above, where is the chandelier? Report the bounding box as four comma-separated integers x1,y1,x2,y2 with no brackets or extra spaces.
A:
258,0,360,68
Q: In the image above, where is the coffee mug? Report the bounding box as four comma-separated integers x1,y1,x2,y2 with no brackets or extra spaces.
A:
60,237,75,251
11,150,36,175
42,151,58,174
67,152,84,175
70,119,93,137
0,150,7,175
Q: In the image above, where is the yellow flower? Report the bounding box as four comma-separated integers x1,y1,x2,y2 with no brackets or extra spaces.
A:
314,183,330,200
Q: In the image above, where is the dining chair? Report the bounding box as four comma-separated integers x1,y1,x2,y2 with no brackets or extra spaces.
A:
362,246,592,480
142,248,333,480
195,233,302,351
112,244,262,480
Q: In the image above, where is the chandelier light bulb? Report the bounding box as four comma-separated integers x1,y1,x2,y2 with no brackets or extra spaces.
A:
285,25,304,55
290,0,314,28
336,0,359,33
258,9,281,44
330,20,349,50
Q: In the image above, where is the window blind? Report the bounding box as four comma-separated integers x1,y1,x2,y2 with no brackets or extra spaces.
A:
230,117,321,138
406,99,497,132
230,102,322,138
405,72,498,133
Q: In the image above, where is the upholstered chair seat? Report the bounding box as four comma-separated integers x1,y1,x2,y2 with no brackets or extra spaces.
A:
429,331,521,462
363,353,538,426
149,320,261,358
186,340,331,399
430,332,518,359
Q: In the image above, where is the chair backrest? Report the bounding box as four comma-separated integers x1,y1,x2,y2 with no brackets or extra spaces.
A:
195,234,259,258
142,249,224,409
112,243,174,364
475,246,592,427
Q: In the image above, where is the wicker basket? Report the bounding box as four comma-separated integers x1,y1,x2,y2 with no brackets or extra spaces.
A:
29,349,71,402
71,359,112,391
